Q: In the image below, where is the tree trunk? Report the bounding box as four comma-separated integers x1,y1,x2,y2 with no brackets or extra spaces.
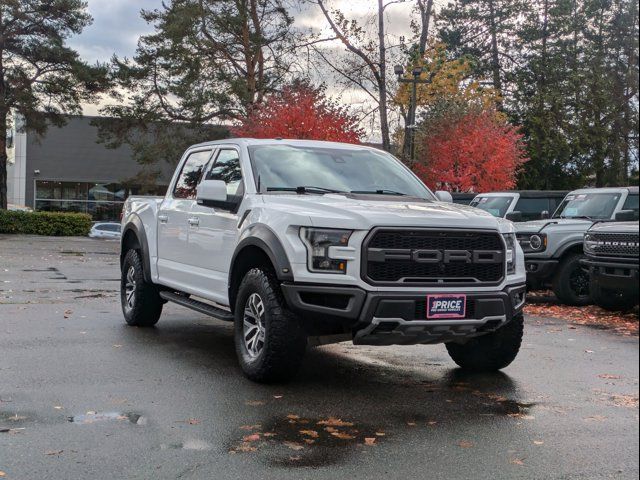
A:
378,0,391,152
0,109,8,210
417,0,434,56
487,0,503,98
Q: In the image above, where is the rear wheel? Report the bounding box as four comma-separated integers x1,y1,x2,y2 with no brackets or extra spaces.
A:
121,249,163,327
553,254,591,306
446,314,524,372
234,268,307,383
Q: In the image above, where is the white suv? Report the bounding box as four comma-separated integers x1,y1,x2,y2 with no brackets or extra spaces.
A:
120,139,526,382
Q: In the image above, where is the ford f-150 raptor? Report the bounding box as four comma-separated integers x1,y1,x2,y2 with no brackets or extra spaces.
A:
120,139,527,382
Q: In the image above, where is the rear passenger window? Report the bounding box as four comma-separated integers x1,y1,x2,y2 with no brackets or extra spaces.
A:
514,198,550,221
173,150,212,199
205,149,243,197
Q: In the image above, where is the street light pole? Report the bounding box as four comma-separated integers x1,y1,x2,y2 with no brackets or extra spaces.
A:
395,65,430,163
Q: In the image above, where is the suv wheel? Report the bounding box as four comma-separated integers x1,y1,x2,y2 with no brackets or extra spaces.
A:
446,314,524,372
120,249,163,327
234,268,307,383
552,254,591,306
591,282,638,312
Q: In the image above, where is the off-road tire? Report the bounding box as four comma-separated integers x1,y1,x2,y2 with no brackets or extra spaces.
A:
121,249,163,327
552,254,591,306
446,313,524,372
234,268,307,383
591,281,638,312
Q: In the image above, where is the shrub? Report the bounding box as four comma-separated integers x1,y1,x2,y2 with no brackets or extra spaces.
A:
0,210,93,236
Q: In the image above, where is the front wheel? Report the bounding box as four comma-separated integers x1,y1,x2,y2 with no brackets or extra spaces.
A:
446,314,524,372
234,268,307,383
120,249,163,327
552,254,591,306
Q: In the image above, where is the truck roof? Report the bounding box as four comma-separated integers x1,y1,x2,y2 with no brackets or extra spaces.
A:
568,186,639,195
473,190,569,198
190,138,381,151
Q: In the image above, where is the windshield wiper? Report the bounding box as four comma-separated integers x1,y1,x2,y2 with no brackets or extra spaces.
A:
350,189,408,196
267,186,347,195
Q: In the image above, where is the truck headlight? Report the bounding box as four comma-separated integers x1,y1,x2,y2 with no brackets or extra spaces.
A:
300,227,353,274
584,233,597,255
503,233,517,274
516,233,547,253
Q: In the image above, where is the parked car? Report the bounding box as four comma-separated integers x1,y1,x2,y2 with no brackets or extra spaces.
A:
582,221,639,311
89,222,122,239
515,186,638,305
451,193,477,205
120,139,526,382
470,191,568,222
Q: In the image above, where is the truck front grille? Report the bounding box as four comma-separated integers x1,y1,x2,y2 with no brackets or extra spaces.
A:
362,228,505,286
588,233,639,257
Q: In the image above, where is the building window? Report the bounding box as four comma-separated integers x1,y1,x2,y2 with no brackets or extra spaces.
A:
35,181,167,220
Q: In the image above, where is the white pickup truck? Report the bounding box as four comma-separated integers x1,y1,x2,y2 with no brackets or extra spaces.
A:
120,139,526,382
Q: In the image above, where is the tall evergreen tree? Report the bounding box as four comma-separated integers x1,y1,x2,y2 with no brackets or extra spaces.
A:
0,0,109,209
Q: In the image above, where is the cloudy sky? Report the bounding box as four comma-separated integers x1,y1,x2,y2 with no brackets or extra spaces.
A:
69,0,423,137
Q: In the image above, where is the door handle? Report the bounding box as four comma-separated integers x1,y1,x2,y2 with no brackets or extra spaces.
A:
188,217,200,226
158,214,169,223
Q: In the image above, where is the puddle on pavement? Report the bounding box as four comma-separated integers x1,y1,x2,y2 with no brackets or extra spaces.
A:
68,412,146,425
229,415,383,468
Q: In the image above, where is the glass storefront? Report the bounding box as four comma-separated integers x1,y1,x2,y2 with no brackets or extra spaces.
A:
34,181,167,220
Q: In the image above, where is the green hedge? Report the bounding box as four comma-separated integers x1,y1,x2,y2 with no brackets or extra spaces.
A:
0,210,93,236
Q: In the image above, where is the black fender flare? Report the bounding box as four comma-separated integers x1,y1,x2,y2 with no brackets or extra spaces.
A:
121,215,153,283
229,224,294,284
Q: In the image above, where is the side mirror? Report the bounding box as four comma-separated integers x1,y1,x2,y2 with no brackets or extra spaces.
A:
197,179,227,206
505,211,523,222
540,210,550,220
434,191,453,203
614,210,637,221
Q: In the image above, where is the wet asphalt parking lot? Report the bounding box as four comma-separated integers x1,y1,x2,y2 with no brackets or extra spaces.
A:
0,235,638,480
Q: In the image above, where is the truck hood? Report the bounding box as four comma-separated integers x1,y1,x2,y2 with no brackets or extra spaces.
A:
588,221,639,235
515,218,593,234
260,194,514,232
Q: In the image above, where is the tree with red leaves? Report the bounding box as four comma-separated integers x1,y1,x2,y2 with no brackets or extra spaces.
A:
231,81,364,143
414,110,528,192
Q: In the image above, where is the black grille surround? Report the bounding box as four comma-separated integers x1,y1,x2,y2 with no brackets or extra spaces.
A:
361,227,506,287
588,233,639,258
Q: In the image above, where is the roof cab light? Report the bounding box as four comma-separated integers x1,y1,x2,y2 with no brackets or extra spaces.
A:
300,227,353,274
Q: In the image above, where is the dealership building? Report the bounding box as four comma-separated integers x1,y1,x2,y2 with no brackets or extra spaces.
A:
6,115,223,220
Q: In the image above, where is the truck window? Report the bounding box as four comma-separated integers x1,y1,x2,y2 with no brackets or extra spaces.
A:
622,194,639,217
205,149,243,196
173,150,212,199
513,197,550,221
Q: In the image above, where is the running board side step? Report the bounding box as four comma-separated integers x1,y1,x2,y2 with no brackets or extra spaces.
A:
159,291,234,322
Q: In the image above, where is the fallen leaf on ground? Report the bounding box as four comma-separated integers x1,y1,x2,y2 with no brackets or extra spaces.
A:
303,438,315,444
458,441,474,448
245,400,265,406
63,309,72,318
317,417,353,427
330,431,355,440
375,432,386,436
187,418,200,425
299,429,318,438
598,374,622,380
289,456,302,461
0,471,5,477
112,345,122,348
584,415,607,422
511,458,525,465
585,350,594,354
239,424,261,431
286,414,300,421
364,437,376,446
406,422,417,426
44,450,63,456
229,443,256,453
533,440,544,445
283,441,304,451
242,434,260,442
273,395,283,399
262,432,277,437
427,421,438,426
53,406,63,410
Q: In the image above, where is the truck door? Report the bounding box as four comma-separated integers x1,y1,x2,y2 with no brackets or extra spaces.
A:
156,148,213,288
185,147,244,305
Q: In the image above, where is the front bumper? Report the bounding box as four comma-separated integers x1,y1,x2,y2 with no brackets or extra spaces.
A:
581,257,639,294
281,283,526,346
524,258,558,280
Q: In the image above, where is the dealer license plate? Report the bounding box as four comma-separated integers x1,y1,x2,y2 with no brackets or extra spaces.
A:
426,294,467,319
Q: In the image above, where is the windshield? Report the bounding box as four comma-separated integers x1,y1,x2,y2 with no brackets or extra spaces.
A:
469,196,515,217
248,145,435,199
553,192,621,219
